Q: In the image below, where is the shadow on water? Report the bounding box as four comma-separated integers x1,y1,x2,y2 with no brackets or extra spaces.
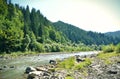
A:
0,51,99,79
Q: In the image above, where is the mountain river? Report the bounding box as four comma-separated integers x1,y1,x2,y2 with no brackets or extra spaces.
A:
0,51,99,79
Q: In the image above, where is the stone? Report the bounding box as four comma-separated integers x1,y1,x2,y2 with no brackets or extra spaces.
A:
35,66,48,71
49,60,57,65
76,58,85,63
117,61,120,64
25,66,36,74
3,65,7,68
75,55,85,63
28,71,43,79
10,66,15,68
0,67,2,70
108,70,117,74
29,71,43,76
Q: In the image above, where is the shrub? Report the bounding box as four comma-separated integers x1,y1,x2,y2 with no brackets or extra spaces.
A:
30,42,45,52
74,58,91,70
102,44,115,53
65,76,74,79
115,43,120,53
57,57,75,69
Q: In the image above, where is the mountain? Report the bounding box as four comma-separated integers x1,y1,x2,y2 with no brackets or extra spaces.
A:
105,31,120,38
0,0,68,53
53,21,119,45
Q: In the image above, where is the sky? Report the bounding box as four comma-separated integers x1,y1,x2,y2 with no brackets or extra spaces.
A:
12,0,120,33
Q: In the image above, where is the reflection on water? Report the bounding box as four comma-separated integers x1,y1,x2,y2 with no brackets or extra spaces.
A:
0,51,98,79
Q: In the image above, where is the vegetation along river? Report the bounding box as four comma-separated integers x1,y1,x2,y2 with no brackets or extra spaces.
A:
0,51,99,79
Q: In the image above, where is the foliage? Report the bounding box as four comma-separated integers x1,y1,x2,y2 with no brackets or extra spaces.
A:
115,43,120,53
0,2,24,53
53,21,119,45
97,52,118,65
57,57,75,69
74,58,91,70
65,76,74,79
105,31,120,38
57,57,91,70
102,44,115,53
102,43,120,53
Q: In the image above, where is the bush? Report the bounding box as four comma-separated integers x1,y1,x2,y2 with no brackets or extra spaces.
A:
74,58,91,70
102,44,115,53
65,76,74,79
58,57,75,69
115,43,120,53
30,42,45,52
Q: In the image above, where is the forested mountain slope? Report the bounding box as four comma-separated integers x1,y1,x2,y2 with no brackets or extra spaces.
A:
53,21,119,45
105,31,120,38
0,0,68,53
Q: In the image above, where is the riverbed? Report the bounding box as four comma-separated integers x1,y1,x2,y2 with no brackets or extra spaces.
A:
0,51,99,79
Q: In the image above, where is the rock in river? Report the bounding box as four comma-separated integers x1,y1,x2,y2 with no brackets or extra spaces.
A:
25,66,36,74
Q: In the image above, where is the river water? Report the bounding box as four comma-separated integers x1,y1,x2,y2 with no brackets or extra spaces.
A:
0,51,99,79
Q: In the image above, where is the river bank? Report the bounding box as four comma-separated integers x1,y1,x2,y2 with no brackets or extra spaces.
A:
0,51,98,59
24,52,120,79
0,51,99,79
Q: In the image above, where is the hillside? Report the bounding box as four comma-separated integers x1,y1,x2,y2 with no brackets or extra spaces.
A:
53,21,119,45
0,0,68,53
105,31,120,38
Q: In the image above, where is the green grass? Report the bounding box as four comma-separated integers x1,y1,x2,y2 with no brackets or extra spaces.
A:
97,52,119,65
57,57,91,70
57,57,75,69
74,58,91,70
98,52,117,59
65,76,74,79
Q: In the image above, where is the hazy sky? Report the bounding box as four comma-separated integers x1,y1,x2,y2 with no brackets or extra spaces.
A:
12,0,120,33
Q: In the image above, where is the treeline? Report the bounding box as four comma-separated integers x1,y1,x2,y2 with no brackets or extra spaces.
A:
0,0,96,53
105,31,120,38
0,0,67,53
53,21,120,45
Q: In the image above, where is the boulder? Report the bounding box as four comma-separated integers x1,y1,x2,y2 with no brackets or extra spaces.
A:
0,67,2,70
3,65,7,68
25,66,36,74
117,61,120,64
29,71,43,76
49,60,57,65
35,66,48,71
76,58,85,63
75,55,85,63
108,70,117,74
10,66,15,68
28,71,43,79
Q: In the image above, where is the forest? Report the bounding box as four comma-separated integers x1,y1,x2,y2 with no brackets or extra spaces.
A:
0,0,120,54
53,21,120,45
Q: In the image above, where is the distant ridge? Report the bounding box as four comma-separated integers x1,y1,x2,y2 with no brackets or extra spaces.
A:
105,30,120,38
53,21,119,45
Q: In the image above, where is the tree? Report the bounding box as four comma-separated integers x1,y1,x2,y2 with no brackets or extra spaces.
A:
0,0,8,17
23,5,31,35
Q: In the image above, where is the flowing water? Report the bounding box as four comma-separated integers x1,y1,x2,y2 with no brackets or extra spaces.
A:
0,51,99,79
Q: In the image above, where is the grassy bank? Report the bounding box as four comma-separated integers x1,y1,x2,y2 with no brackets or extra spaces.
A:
54,49,120,79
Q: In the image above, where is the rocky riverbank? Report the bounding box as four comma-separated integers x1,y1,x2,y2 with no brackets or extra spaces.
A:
24,52,120,79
